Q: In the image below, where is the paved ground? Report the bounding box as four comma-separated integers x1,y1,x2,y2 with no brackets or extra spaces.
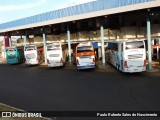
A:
0,62,160,120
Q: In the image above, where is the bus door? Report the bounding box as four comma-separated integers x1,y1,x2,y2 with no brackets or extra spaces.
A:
120,43,124,71
111,43,118,67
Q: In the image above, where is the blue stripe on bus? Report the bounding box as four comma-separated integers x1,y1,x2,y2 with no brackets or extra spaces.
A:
77,65,95,69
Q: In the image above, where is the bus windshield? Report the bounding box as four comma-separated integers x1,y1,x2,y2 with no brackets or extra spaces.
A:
77,46,93,53
7,48,16,52
126,41,144,50
25,46,36,51
6,48,16,58
47,45,60,51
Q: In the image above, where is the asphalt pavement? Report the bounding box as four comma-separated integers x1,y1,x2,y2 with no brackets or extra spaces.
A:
0,63,160,120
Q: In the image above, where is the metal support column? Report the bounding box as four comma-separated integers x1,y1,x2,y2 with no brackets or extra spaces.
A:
24,35,27,46
100,19,106,67
9,36,11,47
43,30,47,64
147,13,152,70
67,25,72,64
157,46,159,59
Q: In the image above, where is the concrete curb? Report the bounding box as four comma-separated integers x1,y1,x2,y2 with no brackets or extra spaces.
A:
0,61,6,64
0,103,24,112
146,62,160,72
153,65,160,69
146,67,159,72
65,63,75,67
96,62,111,70
40,63,48,66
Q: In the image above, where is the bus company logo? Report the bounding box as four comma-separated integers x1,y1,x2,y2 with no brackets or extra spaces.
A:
2,112,12,117
1,112,42,118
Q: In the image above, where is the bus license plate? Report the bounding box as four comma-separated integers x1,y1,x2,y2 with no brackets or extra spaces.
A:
129,65,133,68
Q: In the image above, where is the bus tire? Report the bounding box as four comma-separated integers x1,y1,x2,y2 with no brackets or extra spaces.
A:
116,64,119,71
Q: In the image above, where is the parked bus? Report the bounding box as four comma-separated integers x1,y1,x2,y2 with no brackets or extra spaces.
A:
24,44,44,65
46,43,68,67
75,42,95,69
6,46,24,64
107,39,146,73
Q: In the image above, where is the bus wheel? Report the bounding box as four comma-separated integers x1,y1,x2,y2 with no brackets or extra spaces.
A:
116,64,119,71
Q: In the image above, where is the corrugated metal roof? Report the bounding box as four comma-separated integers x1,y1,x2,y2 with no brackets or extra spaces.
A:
0,0,154,31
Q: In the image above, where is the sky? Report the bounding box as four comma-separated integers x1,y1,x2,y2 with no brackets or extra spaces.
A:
0,0,97,24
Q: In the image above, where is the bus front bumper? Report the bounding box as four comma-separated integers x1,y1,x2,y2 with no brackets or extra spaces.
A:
7,58,19,64
48,63,63,67
25,60,39,65
77,65,95,69
123,67,146,73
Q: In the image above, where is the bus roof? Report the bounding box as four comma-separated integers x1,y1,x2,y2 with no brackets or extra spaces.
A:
77,42,93,47
46,42,66,46
108,39,145,43
6,46,23,49
25,44,43,47
6,47,16,49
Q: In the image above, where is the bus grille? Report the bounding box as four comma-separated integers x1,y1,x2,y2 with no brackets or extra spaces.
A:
26,53,36,59
49,54,60,57
128,54,143,59
8,55,16,58
80,56,91,59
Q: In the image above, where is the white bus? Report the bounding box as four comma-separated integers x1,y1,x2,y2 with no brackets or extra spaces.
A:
107,40,146,73
75,42,95,69
46,43,68,67
24,44,44,65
